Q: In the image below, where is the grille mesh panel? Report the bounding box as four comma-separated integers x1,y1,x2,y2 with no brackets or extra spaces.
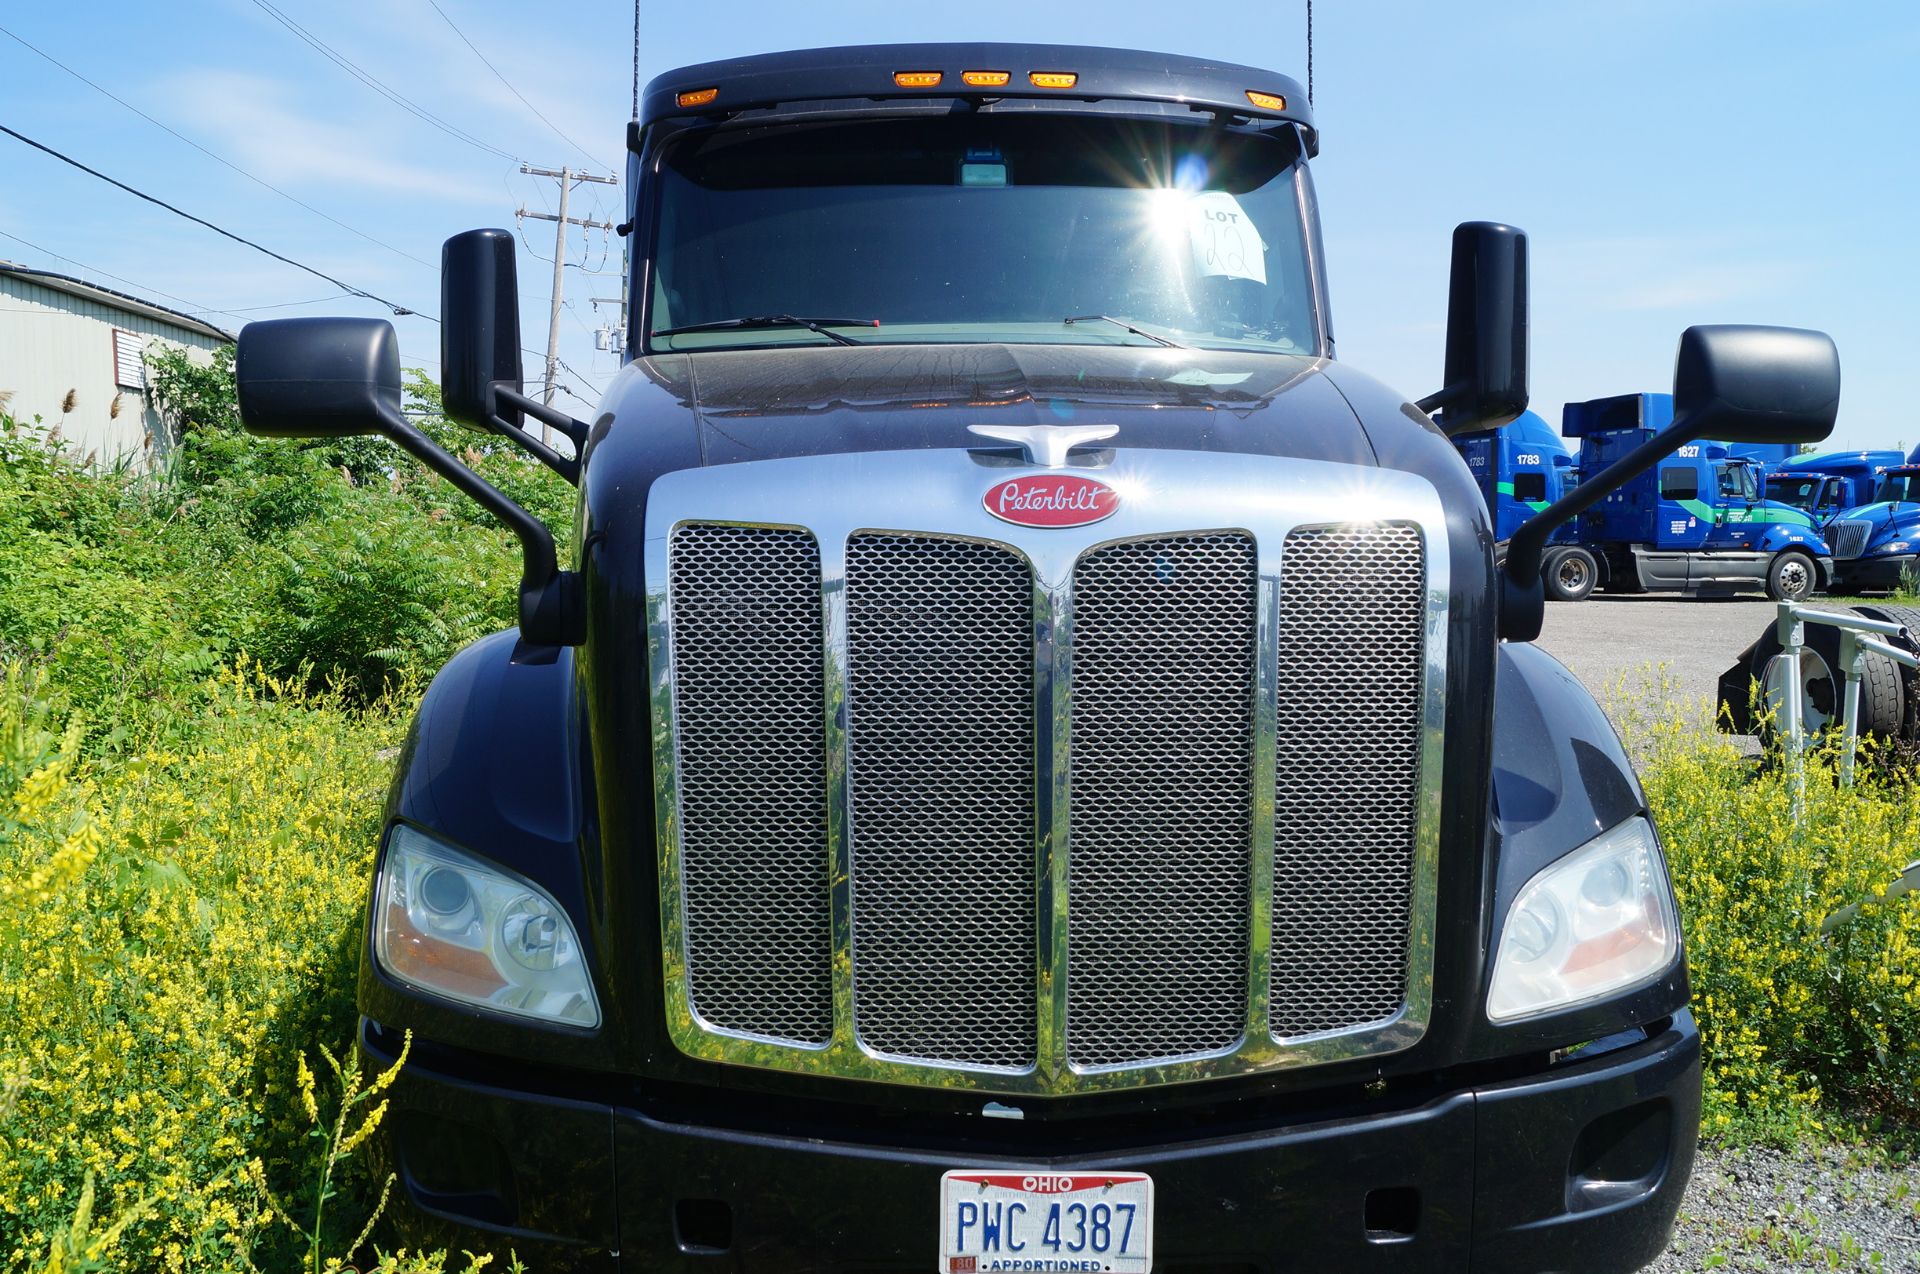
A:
845,535,1037,1068
1830,520,1872,561
1068,534,1257,1067
1270,523,1425,1038
668,523,832,1044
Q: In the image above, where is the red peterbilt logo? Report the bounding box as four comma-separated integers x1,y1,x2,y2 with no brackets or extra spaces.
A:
982,475,1119,527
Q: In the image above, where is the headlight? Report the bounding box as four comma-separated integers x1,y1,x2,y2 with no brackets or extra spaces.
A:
1486,816,1678,1024
373,823,600,1027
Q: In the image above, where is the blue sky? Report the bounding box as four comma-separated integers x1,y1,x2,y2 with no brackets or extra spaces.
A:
4,1,1916,447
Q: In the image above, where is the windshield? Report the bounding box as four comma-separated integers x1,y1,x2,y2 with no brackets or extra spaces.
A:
647,114,1319,355
1874,472,1920,504
1768,475,1828,510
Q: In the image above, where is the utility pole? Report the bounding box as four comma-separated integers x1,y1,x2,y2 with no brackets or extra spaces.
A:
517,164,617,434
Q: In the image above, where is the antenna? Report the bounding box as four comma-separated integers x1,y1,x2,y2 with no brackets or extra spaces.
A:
1306,0,1314,105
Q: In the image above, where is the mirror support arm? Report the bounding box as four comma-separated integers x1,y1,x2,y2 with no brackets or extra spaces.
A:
482,384,586,484
380,411,583,646
1501,412,1704,642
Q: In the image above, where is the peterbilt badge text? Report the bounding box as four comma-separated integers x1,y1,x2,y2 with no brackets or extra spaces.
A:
982,476,1121,528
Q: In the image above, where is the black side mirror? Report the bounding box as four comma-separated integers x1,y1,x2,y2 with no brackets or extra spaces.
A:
236,316,403,437
1672,324,1840,447
232,312,580,646
441,228,525,432
1417,221,1529,436
1500,324,1840,642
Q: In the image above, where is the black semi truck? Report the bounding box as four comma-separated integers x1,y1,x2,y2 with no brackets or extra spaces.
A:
233,43,1840,1272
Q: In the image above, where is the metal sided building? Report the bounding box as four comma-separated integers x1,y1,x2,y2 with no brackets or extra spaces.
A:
0,261,233,467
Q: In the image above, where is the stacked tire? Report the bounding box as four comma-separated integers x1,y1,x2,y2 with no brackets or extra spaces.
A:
1716,605,1920,743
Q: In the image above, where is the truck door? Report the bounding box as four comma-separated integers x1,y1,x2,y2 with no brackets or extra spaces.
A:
1818,478,1845,523
1655,458,1712,552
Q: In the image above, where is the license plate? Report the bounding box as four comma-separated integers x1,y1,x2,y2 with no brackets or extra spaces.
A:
939,1170,1153,1273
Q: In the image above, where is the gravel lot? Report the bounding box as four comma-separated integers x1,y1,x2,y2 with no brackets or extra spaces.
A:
1531,595,1780,715
1525,596,1920,1272
1650,1143,1920,1271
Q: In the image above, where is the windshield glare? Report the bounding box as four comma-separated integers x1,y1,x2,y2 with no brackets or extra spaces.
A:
647,114,1319,355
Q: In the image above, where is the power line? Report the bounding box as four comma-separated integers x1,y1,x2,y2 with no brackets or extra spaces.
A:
0,123,431,318
198,293,361,315
0,23,437,271
555,358,604,399
423,0,615,172
245,0,521,163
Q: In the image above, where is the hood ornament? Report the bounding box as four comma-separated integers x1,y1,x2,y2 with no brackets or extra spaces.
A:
966,423,1119,468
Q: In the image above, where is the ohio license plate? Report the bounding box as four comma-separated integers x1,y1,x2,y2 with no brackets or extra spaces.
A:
939,1170,1153,1273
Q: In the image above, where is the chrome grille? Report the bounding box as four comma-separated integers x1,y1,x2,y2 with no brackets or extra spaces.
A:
1830,519,1872,560
649,449,1447,1095
1270,523,1425,1038
667,523,832,1044
1068,534,1258,1067
844,534,1037,1068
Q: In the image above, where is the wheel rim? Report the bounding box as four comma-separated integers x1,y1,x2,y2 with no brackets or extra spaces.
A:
1556,555,1590,593
1763,648,1836,733
1778,558,1812,598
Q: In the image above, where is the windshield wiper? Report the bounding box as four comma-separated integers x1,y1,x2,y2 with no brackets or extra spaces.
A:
1063,314,1190,349
650,315,880,346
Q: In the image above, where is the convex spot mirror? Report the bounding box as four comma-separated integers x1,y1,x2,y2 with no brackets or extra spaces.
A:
235,315,403,438
1673,324,1840,446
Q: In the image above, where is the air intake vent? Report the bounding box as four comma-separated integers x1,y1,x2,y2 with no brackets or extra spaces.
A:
1270,523,1425,1039
1068,533,1258,1067
845,534,1037,1068
668,523,832,1044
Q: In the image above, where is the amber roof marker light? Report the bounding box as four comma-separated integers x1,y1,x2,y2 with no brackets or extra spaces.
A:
893,70,944,88
962,70,1012,88
1028,71,1079,89
1245,89,1287,110
676,87,719,108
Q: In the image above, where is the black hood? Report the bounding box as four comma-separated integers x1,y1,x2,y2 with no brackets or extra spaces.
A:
609,343,1381,469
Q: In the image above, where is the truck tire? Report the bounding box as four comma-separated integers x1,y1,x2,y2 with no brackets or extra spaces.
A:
1766,550,1818,602
1542,546,1597,602
1747,610,1904,740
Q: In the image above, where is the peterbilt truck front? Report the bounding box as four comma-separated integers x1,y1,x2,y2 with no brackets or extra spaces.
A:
231,42,1841,1272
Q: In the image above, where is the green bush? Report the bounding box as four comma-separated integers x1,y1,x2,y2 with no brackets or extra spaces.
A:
0,352,571,721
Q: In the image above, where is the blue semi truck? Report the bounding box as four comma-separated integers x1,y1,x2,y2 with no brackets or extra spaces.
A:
1760,450,1905,528
1455,410,1604,600
1824,447,1920,592
1460,397,1829,601
1561,393,1832,600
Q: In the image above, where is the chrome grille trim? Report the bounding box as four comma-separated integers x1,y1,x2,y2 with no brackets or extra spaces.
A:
645,449,1450,1095
1830,519,1872,561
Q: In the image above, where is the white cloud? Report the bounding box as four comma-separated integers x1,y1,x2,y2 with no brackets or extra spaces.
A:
154,68,499,204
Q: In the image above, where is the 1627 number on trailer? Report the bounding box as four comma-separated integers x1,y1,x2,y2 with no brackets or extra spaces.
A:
939,1171,1153,1272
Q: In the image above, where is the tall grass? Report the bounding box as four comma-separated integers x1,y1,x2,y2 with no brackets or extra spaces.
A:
1617,674,1920,1141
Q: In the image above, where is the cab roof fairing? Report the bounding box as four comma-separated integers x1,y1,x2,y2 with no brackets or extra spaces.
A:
635,42,1316,154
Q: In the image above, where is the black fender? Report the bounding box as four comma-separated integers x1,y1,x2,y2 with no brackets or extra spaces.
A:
358,629,617,1069
1459,642,1691,1057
